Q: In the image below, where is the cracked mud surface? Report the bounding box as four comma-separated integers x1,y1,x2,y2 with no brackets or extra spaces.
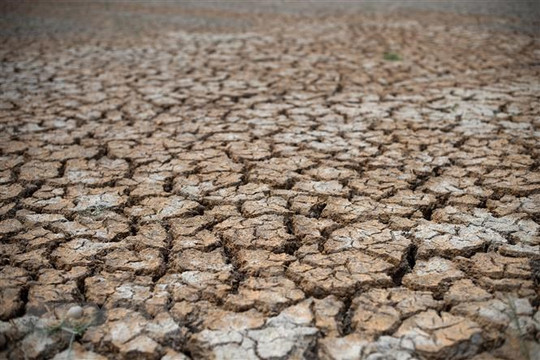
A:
0,2,539,359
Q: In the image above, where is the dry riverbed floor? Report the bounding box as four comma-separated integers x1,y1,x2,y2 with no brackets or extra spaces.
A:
0,2,539,359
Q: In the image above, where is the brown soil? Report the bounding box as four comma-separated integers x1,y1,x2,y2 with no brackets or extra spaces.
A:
0,2,539,359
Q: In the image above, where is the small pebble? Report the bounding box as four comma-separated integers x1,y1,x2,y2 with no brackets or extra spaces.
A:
66,305,84,319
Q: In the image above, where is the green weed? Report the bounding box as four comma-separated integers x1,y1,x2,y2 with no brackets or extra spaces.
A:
42,306,102,360
383,52,402,61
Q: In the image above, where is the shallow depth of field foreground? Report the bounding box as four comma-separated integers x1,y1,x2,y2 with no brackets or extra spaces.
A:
0,1,539,359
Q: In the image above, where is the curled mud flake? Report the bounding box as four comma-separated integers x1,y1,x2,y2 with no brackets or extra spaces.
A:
325,221,411,265
383,189,438,208
444,279,492,306
0,218,23,234
451,297,538,342
351,287,442,337
225,276,305,314
289,194,323,216
205,183,271,205
483,169,540,196
104,248,164,275
241,196,290,217
247,300,319,359
13,227,64,251
349,168,414,200
160,348,190,360
145,312,181,344
0,202,16,217
169,215,216,237
292,215,337,243
487,194,540,217
423,175,491,199
318,334,369,360
126,222,168,250
227,140,272,161
236,249,295,276
457,253,537,297
402,257,465,293
18,331,67,360
49,214,130,242
172,230,220,252
82,308,149,353
312,296,344,337
461,252,532,280
432,206,539,246
17,211,67,226
27,283,80,315
126,196,201,221
499,243,540,258
52,343,107,360
0,183,24,201
323,196,415,222
187,309,265,359
303,165,356,182
293,180,347,196
0,266,29,320
21,185,71,213
72,187,127,213
157,271,232,303
215,214,294,252
188,329,257,359
12,247,52,271
130,176,167,198
51,238,123,268
394,310,484,359
173,172,243,199
171,249,232,273
19,161,62,181
85,271,154,310
118,335,161,360
287,251,394,297
61,158,129,186
413,220,504,259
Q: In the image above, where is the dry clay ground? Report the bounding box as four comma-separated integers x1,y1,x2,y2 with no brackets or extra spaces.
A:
0,2,539,360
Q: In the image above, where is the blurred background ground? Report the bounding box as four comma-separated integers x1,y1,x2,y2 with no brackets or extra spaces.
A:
1,0,539,42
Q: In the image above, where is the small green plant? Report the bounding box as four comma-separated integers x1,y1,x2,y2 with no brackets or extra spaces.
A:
42,305,101,359
383,52,402,61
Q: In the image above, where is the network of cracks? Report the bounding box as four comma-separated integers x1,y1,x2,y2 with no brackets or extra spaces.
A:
0,5,539,360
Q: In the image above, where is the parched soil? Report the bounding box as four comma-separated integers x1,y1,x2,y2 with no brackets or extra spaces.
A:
0,2,539,359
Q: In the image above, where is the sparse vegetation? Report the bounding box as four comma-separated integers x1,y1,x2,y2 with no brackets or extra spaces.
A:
383,52,402,61
41,306,101,359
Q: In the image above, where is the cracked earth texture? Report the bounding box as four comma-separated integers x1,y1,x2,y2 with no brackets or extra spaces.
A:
0,2,539,360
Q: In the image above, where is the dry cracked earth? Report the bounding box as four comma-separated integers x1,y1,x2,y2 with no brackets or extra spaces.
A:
0,2,539,360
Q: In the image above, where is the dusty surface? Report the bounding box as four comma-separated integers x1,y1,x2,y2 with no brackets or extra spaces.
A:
0,1,539,359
